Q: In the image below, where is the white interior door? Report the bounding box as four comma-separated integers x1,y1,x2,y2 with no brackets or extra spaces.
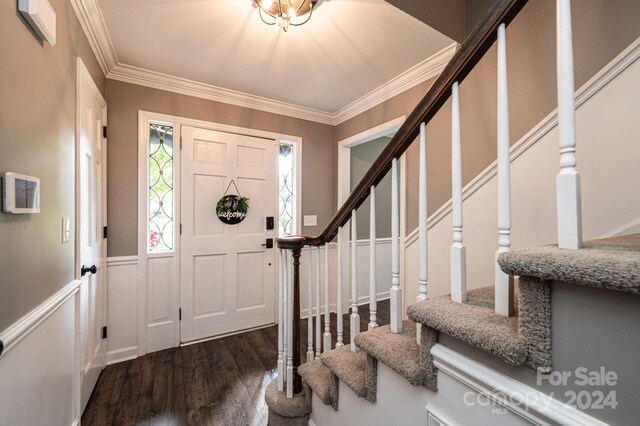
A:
77,59,107,412
181,126,277,342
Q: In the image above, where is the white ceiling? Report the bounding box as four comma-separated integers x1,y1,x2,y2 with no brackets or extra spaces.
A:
97,0,454,113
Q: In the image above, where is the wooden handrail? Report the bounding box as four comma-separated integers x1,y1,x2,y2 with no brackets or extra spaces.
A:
278,0,528,249
274,0,530,396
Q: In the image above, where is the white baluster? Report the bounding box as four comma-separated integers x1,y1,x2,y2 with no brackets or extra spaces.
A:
368,186,378,330
336,227,344,347
286,251,293,398
307,246,314,362
416,123,429,344
315,246,321,358
450,83,467,303
495,23,515,317
350,210,360,352
418,122,429,305
323,243,331,352
390,158,403,333
556,0,582,250
277,249,285,391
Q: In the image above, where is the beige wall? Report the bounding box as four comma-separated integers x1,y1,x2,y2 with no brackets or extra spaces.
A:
336,0,640,233
105,80,336,256
0,0,105,330
351,136,392,239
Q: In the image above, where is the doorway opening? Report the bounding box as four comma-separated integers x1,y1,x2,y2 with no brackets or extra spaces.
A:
336,117,406,309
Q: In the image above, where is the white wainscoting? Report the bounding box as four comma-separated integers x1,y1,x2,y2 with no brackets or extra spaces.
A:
106,256,139,364
106,238,392,364
107,254,180,363
0,280,81,426
403,37,640,307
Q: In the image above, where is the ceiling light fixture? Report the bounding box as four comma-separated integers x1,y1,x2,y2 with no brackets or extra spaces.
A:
253,0,317,32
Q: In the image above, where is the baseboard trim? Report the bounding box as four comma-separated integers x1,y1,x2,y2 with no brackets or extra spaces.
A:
405,35,640,248
0,279,81,357
106,346,139,365
432,344,608,426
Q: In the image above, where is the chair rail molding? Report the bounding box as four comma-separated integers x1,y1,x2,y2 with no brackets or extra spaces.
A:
0,279,81,357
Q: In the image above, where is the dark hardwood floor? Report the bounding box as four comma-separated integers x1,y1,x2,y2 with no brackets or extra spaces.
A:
82,300,390,426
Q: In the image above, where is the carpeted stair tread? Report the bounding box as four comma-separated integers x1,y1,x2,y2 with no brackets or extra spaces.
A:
465,285,520,314
320,345,376,402
354,320,427,387
407,297,526,366
499,233,640,294
298,358,337,409
265,380,311,419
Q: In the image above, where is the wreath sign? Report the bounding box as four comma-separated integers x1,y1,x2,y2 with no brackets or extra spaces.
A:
216,180,249,225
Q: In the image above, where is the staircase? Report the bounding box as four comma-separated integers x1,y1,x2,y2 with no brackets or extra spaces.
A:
266,0,640,424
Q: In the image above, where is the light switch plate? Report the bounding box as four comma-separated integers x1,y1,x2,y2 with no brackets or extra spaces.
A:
303,215,317,227
61,217,70,243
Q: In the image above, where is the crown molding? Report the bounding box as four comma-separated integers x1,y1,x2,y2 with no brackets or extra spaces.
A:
333,42,458,124
70,0,456,126
108,63,337,125
69,0,117,75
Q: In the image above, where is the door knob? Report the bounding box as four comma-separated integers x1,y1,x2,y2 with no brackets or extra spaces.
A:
261,238,274,249
81,264,97,276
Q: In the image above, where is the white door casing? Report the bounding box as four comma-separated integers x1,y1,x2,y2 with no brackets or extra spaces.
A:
180,126,277,342
76,58,107,412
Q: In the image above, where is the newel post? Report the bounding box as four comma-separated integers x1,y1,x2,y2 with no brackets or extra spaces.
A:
291,246,303,394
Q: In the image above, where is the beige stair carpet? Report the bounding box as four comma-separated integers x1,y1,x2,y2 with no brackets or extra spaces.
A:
354,320,437,390
298,358,338,410
265,380,311,426
499,234,640,293
320,345,377,403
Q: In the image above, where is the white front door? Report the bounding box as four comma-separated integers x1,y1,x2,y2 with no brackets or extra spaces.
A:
76,59,107,412
180,126,277,342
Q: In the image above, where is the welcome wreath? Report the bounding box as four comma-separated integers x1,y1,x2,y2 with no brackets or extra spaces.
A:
216,180,250,225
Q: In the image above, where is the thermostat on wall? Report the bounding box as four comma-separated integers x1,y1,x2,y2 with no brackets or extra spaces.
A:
2,172,41,214
18,0,57,46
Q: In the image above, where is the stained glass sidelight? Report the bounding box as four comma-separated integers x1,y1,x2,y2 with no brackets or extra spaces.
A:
148,124,174,252
279,143,294,237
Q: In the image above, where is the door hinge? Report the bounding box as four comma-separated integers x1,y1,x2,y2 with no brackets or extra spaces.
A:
102,126,107,139
103,226,108,239
179,308,182,321
180,223,182,235
102,326,108,339
180,136,183,149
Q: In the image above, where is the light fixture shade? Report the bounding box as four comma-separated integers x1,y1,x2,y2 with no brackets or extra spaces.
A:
253,0,318,32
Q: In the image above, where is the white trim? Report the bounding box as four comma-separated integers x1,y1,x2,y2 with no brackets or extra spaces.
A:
597,217,640,239
69,0,117,75
334,43,458,124
69,0,455,125
404,35,640,248
0,280,81,357
337,116,406,207
106,255,139,266
431,344,608,426
425,406,453,426
356,291,390,306
106,346,138,365
110,63,335,125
